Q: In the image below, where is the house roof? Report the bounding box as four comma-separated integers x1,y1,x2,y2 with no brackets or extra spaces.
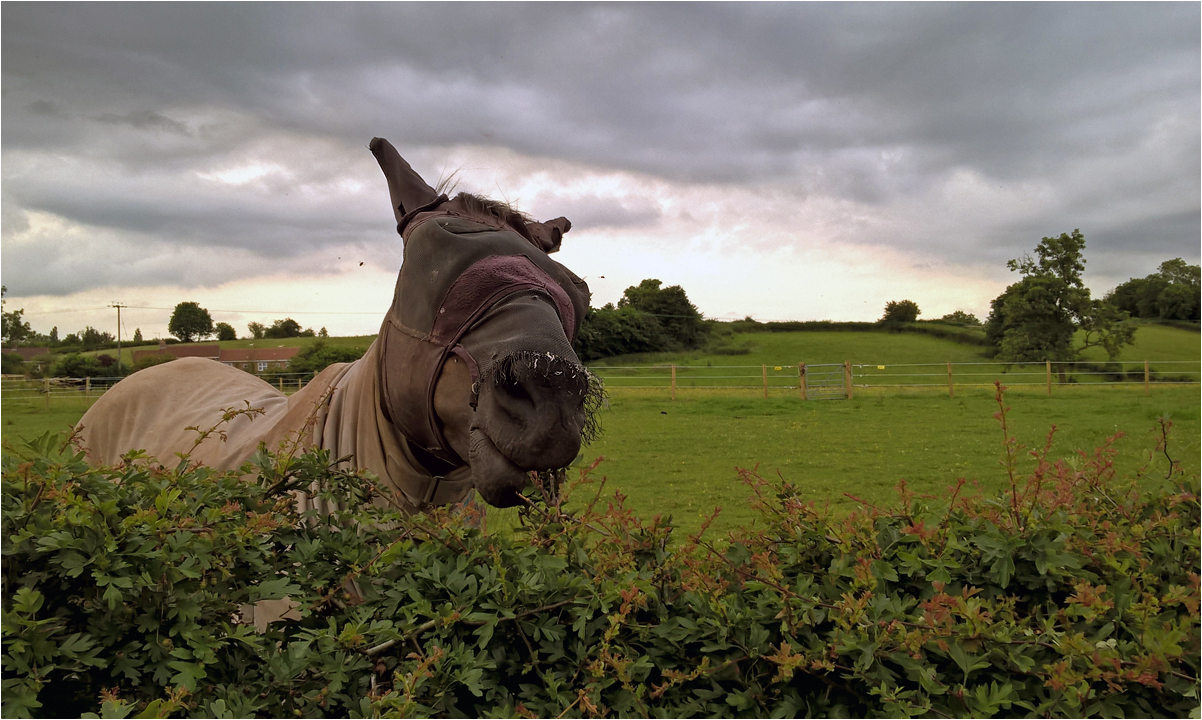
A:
5,347,50,361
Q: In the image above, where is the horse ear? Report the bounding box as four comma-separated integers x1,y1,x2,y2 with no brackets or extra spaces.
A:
526,216,571,254
369,138,439,228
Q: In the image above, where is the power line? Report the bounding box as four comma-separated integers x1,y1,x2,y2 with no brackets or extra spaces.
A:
123,305,384,315
23,305,382,316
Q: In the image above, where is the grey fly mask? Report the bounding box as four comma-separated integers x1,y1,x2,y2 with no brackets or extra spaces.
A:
369,138,597,507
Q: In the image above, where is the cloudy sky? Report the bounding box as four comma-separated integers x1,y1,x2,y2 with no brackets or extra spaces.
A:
3,2,1198,341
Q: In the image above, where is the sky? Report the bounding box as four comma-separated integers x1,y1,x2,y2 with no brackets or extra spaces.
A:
2,2,1199,342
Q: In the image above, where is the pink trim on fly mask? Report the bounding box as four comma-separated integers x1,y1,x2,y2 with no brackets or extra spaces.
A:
429,254,577,344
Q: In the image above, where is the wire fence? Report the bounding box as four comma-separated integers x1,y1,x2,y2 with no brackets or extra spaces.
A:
0,373,313,409
588,359,1202,398
2,361,1198,408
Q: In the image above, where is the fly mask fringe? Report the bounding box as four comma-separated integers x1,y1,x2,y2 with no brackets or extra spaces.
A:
486,350,606,446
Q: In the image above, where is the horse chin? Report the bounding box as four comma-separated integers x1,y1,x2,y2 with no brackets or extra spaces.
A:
468,424,529,508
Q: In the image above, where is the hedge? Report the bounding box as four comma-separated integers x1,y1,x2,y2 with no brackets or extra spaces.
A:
2,384,1198,718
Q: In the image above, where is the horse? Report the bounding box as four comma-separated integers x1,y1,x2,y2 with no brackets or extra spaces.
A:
76,137,601,513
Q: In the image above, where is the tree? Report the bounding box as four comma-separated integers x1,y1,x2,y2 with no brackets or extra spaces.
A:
247,322,266,340
2,287,34,347
132,328,143,343
1156,283,1198,321
616,279,708,349
2,307,33,347
264,318,303,339
214,322,237,341
986,229,1134,381
80,326,115,349
881,300,920,324
1104,258,1201,322
1157,257,1201,288
169,302,214,343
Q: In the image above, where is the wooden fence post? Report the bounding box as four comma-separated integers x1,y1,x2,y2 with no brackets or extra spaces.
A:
670,365,676,401
798,362,807,400
762,365,768,399
85,377,91,403
1046,361,1052,397
1144,360,1150,396
43,376,50,409
843,361,854,400
947,362,954,398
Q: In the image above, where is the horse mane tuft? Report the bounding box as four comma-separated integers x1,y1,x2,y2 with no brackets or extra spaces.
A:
452,191,533,231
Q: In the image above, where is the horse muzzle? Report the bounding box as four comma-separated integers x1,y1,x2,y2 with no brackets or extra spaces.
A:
468,350,592,507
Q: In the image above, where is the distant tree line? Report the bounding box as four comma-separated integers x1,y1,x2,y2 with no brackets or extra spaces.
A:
169,303,325,343
246,318,326,341
1,292,333,378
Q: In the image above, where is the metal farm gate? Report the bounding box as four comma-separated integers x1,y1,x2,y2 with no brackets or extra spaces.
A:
799,362,851,400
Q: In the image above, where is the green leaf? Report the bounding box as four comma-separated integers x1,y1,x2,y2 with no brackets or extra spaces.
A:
11,587,44,615
168,660,208,691
870,559,899,583
948,642,990,683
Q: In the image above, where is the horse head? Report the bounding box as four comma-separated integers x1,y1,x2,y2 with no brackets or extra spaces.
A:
369,138,601,508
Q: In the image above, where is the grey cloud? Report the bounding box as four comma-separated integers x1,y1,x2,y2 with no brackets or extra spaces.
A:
26,99,66,117
8,4,1195,184
93,110,193,135
1,2,1197,299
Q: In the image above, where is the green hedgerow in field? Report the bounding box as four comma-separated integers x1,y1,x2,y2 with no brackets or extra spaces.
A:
2,384,1199,718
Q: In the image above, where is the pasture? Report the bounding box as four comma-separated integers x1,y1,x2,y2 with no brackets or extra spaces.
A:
4,325,1198,539
545,384,1199,537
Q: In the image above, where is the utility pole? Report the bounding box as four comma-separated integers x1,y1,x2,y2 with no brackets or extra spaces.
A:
111,302,126,375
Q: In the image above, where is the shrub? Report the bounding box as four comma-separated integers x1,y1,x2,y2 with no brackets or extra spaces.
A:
130,353,176,374
2,386,1197,718
49,353,106,378
574,304,671,361
938,310,981,325
283,340,367,379
1,352,26,375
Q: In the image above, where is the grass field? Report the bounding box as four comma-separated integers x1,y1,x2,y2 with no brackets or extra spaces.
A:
5,327,1198,539
538,384,1200,537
